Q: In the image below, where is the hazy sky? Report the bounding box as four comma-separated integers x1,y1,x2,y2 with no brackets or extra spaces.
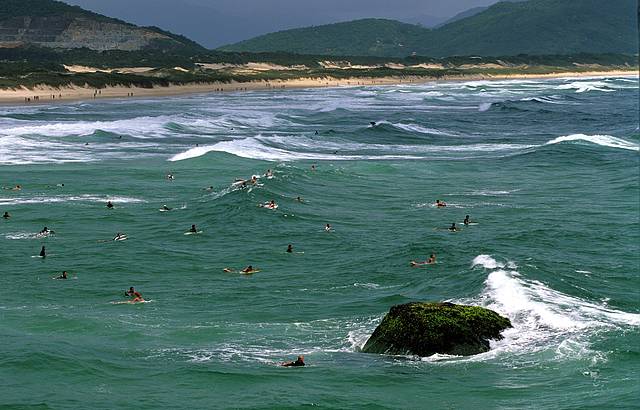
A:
64,0,502,48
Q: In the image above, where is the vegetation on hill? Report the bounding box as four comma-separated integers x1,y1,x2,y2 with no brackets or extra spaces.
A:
220,0,638,57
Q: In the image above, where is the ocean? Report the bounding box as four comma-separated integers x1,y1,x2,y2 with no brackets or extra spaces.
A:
1,76,638,409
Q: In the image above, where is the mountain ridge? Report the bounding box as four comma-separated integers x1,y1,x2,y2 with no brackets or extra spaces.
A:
220,0,638,57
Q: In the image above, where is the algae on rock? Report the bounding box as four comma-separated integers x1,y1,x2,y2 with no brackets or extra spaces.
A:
362,302,512,357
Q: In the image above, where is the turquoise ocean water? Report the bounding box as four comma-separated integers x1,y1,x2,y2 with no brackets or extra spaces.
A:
1,76,639,409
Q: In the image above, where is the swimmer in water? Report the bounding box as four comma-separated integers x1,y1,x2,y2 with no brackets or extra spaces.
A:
463,215,471,225
39,246,46,258
267,200,276,209
265,169,273,178
166,173,174,180
55,271,68,280
436,199,446,207
40,226,53,235
3,211,10,219
10,185,22,191
124,287,144,303
325,223,332,232
106,201,114,209
204,186,214,191
282,355,305,367
296,196,303,203
189,224,197,233
286,244,293,253
448,223,458,232
411,254,436,267
250,175,258,184
311,165,316,171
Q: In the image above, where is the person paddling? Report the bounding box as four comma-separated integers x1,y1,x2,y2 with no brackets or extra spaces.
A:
39,245,46,258
106,201,114,209
2,211,9,219
448,223,458,232
124,287,144,303
282,355,305,367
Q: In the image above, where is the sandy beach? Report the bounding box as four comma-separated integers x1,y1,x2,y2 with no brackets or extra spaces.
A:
1,70,636,105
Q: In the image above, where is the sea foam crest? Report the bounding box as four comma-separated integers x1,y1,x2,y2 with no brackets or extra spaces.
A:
544,134,639,152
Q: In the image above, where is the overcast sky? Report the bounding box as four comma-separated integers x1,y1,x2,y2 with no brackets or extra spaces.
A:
64,0,502,48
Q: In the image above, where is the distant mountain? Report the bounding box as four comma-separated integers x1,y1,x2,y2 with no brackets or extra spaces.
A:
220,0,639,57
0,0,205,52
436,6,489,28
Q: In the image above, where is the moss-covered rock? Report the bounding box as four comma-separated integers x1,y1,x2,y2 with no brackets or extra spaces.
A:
362,302,511,356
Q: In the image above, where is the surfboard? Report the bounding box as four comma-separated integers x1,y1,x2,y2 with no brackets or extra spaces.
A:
240,270,261,275
462,222,479,226
110,300,151,305
114,236,128,241
159,208,172,212
184,231,203,235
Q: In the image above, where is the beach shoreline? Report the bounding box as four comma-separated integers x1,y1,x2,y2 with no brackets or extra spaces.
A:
1,70,637,106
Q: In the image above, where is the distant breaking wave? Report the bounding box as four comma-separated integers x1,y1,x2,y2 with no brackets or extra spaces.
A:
169,133,638,162
544,134,639,152
168,135,534,162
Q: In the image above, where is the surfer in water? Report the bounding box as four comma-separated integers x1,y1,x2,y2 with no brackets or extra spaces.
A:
39,227,54,235
189,224,198,233
55,271,68,280
3,211,10,219
296,196,303,203
124,287,144,303
267,200,277,209
106,201,114,209
448,223,458,232
166,173,174,180
241,265,258,274
436,199,446,208
325,223,332,232
463,215,471,225
113,232,127,241
282,355,305,367
265,169,273,178
39,246,46,258
161,205,172,211
287,244,293,253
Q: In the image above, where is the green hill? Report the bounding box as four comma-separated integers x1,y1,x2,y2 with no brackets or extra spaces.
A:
0,0,205,52
220,0,638,57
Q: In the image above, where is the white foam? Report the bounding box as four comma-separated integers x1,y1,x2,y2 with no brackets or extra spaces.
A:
545,134,639,152
0,194,146,206
461,255,640,362
556,81,615,93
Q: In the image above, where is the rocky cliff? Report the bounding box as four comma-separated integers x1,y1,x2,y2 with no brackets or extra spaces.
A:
0,0,204,52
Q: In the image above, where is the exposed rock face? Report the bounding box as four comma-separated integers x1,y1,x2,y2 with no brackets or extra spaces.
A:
0,15,179,51
362,302,512,357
